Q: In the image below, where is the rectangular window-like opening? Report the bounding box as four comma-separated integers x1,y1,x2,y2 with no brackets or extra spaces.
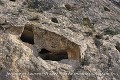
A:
39,48,68,61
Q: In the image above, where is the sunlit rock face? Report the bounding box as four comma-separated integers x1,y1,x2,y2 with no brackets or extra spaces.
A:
0,0,120,80
34,28,81,61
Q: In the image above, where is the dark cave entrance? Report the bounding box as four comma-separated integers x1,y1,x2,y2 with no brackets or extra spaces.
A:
10,0,16,2
51,17,58,23
20,26,34,44
39,48,68,61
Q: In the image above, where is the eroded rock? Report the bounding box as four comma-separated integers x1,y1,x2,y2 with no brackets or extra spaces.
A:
0,0,120,80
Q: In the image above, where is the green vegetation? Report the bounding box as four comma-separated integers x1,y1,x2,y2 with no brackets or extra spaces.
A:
83,17,91,26
90,24,96,32
93,38,102,49
81,55,90,66
83,17,96,32
104,28,120,35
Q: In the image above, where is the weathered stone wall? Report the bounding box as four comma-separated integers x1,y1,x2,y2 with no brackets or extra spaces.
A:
0,0,120,80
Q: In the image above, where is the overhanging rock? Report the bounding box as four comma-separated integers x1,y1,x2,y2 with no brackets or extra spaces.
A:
32,22,87,61
5,21,87,61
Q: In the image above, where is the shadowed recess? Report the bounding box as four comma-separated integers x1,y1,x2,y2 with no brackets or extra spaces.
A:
51,17,58,23
20,26,34,44
39,48,68,61
115,42,120,52
10,0,16,2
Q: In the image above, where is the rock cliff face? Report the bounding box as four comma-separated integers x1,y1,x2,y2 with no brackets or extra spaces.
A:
0,0,120,80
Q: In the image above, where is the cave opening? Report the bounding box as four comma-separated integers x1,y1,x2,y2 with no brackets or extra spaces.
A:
20,26,34,44
10,0,16,2
51,17,58,23
39,48,68,61
39,48,50,54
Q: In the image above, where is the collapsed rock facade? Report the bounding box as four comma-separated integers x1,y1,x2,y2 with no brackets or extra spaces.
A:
8,24,82,61
0,0,120,80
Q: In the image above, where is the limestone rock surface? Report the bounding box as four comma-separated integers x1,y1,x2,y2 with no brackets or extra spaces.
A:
0,0,120,80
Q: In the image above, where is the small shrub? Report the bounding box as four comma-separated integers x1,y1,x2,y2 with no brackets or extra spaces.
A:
104,28,120,35
94,38,102,49
83,17,96,32
27,0,55,12
83,17,91,26
81,55,90,66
